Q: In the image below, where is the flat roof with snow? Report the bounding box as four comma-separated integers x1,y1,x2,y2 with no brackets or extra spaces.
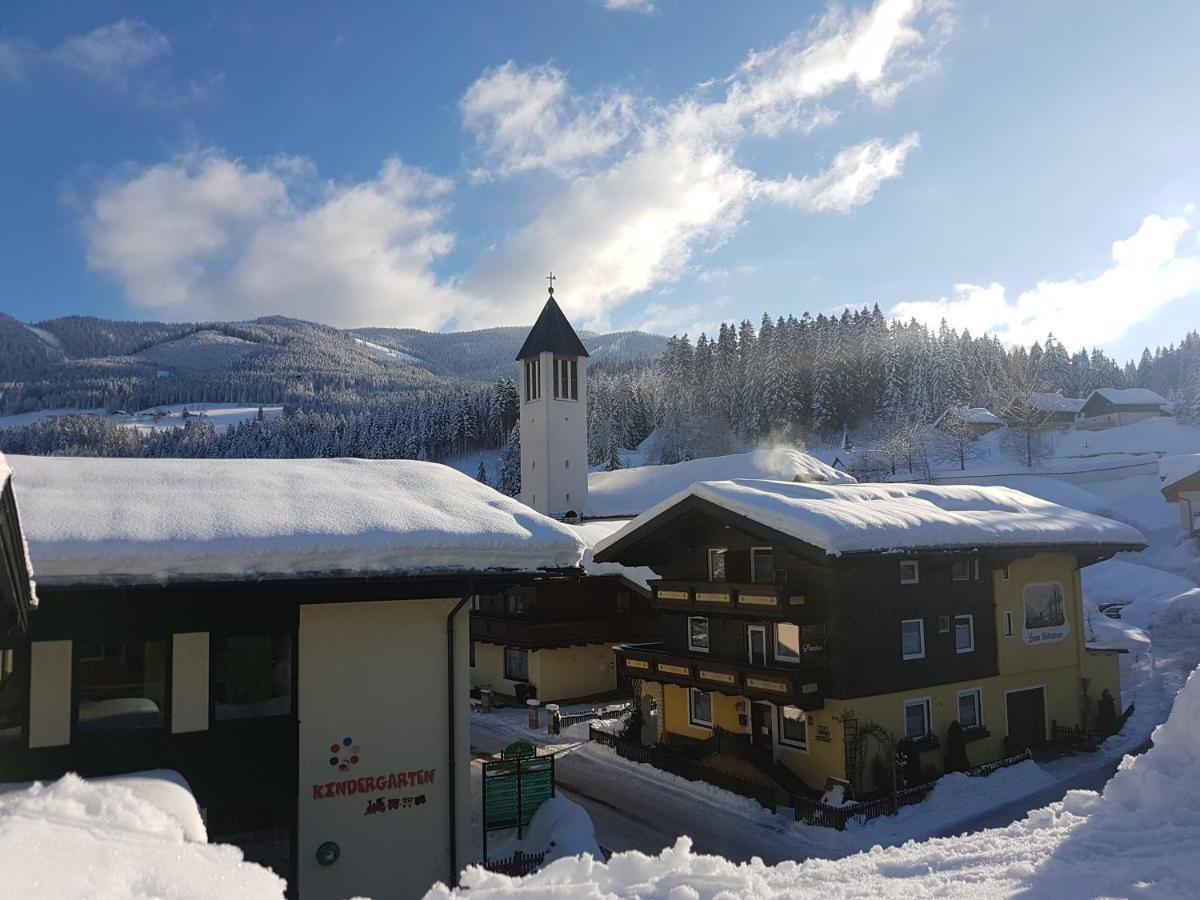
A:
594,479,1146,559
9,456,586,583
586,448,853,518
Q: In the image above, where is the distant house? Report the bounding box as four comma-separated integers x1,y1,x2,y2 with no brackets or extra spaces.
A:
1029,393,1085,427
596,480,1142,799
0,454,584,900
1075,388,1170,430
932,407,1003,437
1160,454,1200,537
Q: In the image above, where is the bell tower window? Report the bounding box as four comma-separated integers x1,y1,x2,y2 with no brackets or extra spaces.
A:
524,358,541,402
553,357,578,401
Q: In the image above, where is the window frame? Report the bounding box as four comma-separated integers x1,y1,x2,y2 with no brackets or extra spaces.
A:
901,618,926,660
951,559,972,582
750,546,775,585
552,357,578,401
688,687,714,729
777,705,808,750
1003,610,1014,638
956,688,983,730
523,358,541,403
503,647,530,682
903,696,933,741
955,614,976,653
900,559,920,584
746,624,768,666
74,637,169,742
707,547,728,583
773,622,801,664
687,616,710,654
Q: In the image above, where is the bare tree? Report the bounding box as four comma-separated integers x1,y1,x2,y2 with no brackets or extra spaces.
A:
933,413,988,472
995,368,1055,468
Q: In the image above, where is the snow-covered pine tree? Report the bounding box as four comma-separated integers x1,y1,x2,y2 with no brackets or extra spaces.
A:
498,424,521,497
476,459,490,485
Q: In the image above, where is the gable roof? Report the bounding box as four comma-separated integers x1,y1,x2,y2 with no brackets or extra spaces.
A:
1161,453,1200,500
933,407,1002,428
515,294,590,360
1084,387,1168,409
593,478,1146,561
8,455,586,584
1030,393,1086,414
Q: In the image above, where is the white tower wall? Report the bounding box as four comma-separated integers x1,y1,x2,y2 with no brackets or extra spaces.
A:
520,349,589,517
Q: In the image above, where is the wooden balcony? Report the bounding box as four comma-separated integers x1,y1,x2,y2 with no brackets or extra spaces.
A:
614,642,825,710
470,614,659,650
649,580,823,623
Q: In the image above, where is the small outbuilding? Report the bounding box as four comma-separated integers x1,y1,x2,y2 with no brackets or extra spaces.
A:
1029,393,1085,427
932,407,1004,437
1161,454,1200,537
1075,388,1169,430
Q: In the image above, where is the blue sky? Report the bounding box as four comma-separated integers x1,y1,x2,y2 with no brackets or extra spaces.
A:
1,1,1199,362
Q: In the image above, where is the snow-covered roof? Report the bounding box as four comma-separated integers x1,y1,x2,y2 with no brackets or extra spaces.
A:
1030,393,1085,414
8,456,586,583
935,407,1002,427
1085,387,1168,408
1160,453,1200,493
594,479,1146,558
0,771,285,898
572,519,656,591
587,448,854,518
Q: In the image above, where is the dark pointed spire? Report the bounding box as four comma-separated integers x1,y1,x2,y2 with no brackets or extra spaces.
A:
515,277,590,361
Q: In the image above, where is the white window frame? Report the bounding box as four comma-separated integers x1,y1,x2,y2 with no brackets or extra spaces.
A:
955,614,976,653
956,688,983,730
777,705,808,751
1003,610,1014,638
903,696,933,741
746,625,768,666
552,357,578,401
707,547,728,583
523,358,541,403
773,622,801,664
750,546,774,585
951,559,972,582
687,616,710,654
688,687,713,728
900,559,920,584
937,615,951,634
901,618,925,660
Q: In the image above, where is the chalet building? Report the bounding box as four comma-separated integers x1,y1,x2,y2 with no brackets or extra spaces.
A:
1075,388,1169,430
0,454,585,900
595,480,1143,798
1161,454,1200,537
932,407,1003,437
1029,393,1085,428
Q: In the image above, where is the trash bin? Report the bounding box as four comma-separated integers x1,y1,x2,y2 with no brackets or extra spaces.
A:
514,682,529,705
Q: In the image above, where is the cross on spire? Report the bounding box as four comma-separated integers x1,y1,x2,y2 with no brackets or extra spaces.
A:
546,271,556,295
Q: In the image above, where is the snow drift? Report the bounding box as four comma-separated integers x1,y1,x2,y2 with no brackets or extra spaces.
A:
431,664,1200,897
8,455,587,582
587,448,853,518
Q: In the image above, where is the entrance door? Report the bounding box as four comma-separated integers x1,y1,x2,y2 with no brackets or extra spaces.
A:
747,626,767,667
750,702,774,769
1006,687,1047,750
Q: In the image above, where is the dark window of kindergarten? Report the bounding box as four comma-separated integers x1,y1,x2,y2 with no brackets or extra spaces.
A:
76,640,166,738
213,633,293,721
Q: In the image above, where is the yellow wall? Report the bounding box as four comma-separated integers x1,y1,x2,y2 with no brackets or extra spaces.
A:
471,642,618,702
661,683,746,739
1081,649,1122,718
471,642,526,698
28,640,72,748
994,553,1082,676
297,598,469,900
171,632,209,734
776,705,846,787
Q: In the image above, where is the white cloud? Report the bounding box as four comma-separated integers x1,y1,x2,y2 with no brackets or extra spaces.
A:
889,213,1200,347
460,62,635,179
0,39,33,84
604,0,656,12
757,133,920,212
85,151,463,329
456,0,946,329
53,20,169,85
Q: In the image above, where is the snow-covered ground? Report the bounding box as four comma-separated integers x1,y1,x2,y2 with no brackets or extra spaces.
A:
440,659,1200,898
0,402,283,433
0,771,285,899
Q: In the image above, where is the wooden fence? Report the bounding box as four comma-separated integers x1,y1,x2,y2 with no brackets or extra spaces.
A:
557,704,631,731
480,849,548,877
1051,703,1135,753
589,726,777,812
793,748,1034,830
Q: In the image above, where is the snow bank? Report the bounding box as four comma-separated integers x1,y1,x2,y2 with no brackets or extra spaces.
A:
0,772,285,899
521,795,604,864
430,665,1200,898
1084,558,1200,637
587,448,853,518
597,479,1146,558
573,519,656,589
9,456,586,582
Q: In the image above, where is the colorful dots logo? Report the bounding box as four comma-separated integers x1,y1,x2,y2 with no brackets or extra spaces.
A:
327,736,361,772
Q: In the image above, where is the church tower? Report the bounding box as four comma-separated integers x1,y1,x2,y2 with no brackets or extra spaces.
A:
516,276,589,518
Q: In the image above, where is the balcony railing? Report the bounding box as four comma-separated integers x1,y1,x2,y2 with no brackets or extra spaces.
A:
471,615,659,649
614,642,825,710
649,580,823,623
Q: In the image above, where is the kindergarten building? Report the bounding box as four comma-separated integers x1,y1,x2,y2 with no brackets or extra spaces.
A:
0,453,585,900
596,480,1142,797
